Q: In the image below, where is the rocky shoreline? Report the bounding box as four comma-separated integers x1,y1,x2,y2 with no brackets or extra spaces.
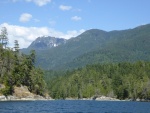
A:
65,96,121,101
0,95,149,102
94,96,120,101
0,85,148,102
62,96,149,101
0,85,53,101
0,96,119,101
0,95,53,101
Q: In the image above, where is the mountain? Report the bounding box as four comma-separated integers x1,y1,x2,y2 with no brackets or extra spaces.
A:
28,36,66,50
65,24,150,69
22,24,150,70
30,29,110,70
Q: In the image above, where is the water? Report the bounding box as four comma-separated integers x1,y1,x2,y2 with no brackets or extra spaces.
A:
0,100,150,113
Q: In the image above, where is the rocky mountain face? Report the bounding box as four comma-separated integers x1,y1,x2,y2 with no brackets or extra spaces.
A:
28,36,66,50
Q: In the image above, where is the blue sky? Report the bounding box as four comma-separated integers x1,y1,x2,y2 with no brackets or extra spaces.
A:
0,0,150,48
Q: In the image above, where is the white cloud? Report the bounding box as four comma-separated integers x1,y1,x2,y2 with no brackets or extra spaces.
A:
59,5,72,11
0,23,85,49
71,16,82,21
19,13,32,22
25,0,51,6
64,29,85,39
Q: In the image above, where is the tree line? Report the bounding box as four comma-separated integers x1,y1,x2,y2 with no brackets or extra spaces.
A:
0,27,46,96
46,61,150,100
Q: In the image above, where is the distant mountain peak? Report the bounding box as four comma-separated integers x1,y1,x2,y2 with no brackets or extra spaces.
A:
22,24,150,70
28,36,66,50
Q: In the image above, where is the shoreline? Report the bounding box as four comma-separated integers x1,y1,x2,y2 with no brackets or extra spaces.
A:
0,95,54,101
0,95,149,102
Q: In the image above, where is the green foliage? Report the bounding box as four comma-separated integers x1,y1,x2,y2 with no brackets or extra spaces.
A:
30,68,46,96
46,61,150,100
0,28,46,96
1,86,13,96
0,79,14,96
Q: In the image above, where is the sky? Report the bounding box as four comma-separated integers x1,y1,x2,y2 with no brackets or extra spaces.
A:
0,0,150,48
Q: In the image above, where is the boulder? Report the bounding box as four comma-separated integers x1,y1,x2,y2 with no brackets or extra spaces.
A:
13,86,34,99
95,95,120,101
0,85,53,101
0,95,7,101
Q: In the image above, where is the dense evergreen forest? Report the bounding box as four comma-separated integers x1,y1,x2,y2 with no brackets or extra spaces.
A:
45,61,150,100
0,27,46,96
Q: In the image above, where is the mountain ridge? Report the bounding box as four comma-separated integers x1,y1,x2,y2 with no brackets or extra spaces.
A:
22,24,150,70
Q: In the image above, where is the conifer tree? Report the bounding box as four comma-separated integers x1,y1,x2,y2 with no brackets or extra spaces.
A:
0,27,8,49
14,40,19,53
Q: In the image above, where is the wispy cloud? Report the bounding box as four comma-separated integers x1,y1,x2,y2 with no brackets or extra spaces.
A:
0,23,85,48
25,0,51,6
59,5,72,11
19,13,32,22
71,16,82,21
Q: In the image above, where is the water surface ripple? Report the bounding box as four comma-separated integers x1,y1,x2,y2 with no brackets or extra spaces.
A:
0,100,149,113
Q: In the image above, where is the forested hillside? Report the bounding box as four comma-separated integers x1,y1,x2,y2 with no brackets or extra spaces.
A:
24,29,110,70
66,25,150,69
23,24,150,70
0,27,46,96
45,61,150,100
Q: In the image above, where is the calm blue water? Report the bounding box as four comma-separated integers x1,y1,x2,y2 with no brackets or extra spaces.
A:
0,100,150,113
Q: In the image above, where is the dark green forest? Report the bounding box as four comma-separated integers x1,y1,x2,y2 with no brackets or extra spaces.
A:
45,61,150,100
1,26,150,101
0,27,46,96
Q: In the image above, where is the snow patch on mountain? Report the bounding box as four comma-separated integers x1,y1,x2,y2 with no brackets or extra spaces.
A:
28,36,66,50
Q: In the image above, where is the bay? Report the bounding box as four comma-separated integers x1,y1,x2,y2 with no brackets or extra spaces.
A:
0,100,150,113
